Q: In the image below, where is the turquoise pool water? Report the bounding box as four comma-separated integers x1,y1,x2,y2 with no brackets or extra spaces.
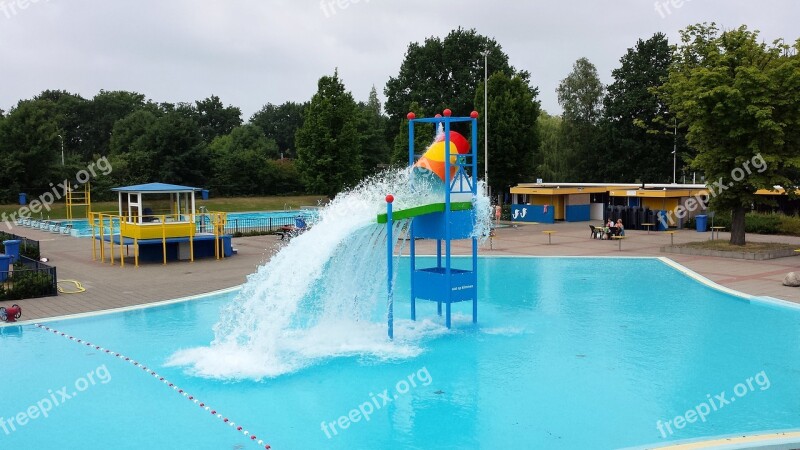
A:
2,257,799,449
59,210,314,237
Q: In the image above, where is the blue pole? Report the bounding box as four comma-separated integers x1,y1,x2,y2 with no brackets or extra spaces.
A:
472,117,479,191
410,220,416,321
409,116,417,322
386,195,394,340
444,118,452,329
408,118,415,167
472,116,479,324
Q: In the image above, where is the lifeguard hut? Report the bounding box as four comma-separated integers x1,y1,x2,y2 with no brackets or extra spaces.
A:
90,183,232,267
381,109,479,338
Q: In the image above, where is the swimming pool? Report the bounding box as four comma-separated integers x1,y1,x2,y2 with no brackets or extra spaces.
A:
3,257,799,449
57,210,315,237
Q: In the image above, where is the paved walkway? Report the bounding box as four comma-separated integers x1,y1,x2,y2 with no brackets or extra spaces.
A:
4,220,800,321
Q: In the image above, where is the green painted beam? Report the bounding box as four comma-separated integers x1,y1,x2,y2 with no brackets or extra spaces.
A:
376,201,472,224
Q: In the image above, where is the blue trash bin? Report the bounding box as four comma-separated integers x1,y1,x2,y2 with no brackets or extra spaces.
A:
18,193,26,205
3,240,21,263
656,210,669,231
201,189,209,200
0,254,10,282
696,215,708,232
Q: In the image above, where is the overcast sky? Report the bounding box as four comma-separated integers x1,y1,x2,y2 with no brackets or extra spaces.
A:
1,1,798,119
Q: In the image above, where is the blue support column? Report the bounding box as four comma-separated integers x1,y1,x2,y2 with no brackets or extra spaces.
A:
409,117,416,322
472,116,479,324
410,225,416,321
472,235,478,323
444,120,453,328
386,195,394,340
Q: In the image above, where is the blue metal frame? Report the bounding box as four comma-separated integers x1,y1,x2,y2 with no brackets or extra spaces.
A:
386,200,394,339
385,113,479,338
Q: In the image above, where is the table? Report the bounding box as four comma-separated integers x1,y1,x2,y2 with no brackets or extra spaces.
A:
542,230,556,245
710,226,725,240
641,223,655,234
611,235,625,250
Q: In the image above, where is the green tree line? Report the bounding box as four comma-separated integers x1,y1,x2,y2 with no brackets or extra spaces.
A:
1,25,797,246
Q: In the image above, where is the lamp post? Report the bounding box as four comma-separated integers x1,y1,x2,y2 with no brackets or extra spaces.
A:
57,134,64,166
671,117,677,184
481,50,489,198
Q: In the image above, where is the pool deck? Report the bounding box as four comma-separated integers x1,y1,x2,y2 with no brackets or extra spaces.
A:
4,220,800,321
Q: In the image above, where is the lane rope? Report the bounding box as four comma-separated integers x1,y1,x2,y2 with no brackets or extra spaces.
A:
34,323,272,449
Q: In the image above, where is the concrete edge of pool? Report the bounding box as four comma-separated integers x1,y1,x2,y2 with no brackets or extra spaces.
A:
622,429,800,449
1,285,243,327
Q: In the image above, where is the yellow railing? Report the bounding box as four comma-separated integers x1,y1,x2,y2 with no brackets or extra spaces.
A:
66,183,91,220
90,211,228,267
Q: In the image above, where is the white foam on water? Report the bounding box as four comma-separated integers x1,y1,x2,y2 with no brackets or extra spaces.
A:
482,326,527,336
168,167,490,380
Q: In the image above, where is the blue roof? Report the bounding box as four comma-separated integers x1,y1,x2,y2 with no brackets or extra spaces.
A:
111,183,202,193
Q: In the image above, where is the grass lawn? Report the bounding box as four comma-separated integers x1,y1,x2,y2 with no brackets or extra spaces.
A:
682,240,798,252
0,195,327,220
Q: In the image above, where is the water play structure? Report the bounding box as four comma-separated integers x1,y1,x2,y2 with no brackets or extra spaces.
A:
91,183,232,266
382,109,480,337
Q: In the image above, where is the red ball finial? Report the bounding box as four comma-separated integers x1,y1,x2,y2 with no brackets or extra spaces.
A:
470,111,479,118
385,194,394,203
406,112,415,120
434,113,442,118
443,109,452,117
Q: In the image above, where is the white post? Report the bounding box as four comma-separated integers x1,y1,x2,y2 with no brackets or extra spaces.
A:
672,117,677,184
57,134,64,166
482,50,489,197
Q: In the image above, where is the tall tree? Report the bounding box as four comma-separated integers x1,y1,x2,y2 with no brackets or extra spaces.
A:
603,33,685,183
557,58,604,124
83,90,147,160
109,108,207,187
659,23,800,245
535,112,570,182
33,90,90,166
474,72,541,196
109,109,162,186
0,99,61,202
557,58,605,181
385,28,519,137
358,86,391,171
208,124,279,196
295,71,363,197
193,95,242,143
250,101,306,159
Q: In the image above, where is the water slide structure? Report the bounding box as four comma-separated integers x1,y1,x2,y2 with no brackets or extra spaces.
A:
381,109,480,338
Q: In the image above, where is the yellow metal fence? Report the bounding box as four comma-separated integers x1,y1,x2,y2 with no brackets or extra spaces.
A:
90,211,228,267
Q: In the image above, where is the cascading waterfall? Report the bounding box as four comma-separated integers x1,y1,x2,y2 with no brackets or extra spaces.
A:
169,133,492,380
